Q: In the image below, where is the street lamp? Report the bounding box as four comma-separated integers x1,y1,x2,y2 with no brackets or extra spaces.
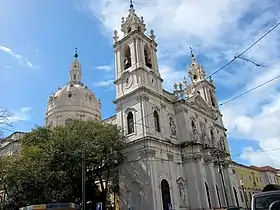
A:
240,180,248,209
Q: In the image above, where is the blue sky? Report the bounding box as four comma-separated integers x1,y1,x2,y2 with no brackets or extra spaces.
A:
1,0,280,167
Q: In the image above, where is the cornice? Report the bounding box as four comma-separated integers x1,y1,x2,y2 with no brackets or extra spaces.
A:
113,30,157,48
114,86,173,106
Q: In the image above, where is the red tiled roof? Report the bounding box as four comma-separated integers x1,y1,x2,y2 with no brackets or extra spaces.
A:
250,165,280,172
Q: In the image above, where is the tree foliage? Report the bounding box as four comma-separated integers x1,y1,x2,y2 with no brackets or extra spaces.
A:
0,120,125,209
0,109,12,136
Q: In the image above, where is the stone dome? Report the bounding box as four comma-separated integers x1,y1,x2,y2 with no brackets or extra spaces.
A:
45,50,101,126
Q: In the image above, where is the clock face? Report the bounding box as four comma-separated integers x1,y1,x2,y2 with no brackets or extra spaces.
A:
123,75,133,89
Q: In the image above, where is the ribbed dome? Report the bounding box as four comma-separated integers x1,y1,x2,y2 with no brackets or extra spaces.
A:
45,50,101,126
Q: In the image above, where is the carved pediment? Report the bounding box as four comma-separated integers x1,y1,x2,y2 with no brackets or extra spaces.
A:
187,95,215,118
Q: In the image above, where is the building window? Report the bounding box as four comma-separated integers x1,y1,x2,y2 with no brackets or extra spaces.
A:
205,182,212,209
127,112,134,134
209,90,216,107
161,179,171,210
124,46,132,70
144,45,152,68
154,110,160,132
73,74,76,80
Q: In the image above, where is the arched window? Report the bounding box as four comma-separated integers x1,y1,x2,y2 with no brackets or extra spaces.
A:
216,185,221,208
205,182,212,209
209,90,216,107
210,129,215,147
161,179,171,210
65,118,73,125
154,110,160,132
73,74,76,80
124,46,132,70
127,112,134,134
144,45,152,68
233,187,239,207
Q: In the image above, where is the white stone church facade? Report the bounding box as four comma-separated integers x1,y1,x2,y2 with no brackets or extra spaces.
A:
44,5,241,210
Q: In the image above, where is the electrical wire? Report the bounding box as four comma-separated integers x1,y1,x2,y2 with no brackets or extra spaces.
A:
188,21,280,93
220,75,280,106
209,22,280,78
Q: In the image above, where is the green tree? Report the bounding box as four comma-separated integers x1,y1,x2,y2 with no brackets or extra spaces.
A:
0,120,125,209
0,109,12,136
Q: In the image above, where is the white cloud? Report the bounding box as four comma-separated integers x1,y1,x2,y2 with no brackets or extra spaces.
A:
160,65,185,92
93,79,114,88
7,107,32,123
0,45,39,69
95,65,113,71
3,64,12,69
84,0,280,167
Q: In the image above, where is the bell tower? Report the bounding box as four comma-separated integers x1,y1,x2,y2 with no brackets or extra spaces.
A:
186,49,218,108
186,49,224,126
113,1,162,100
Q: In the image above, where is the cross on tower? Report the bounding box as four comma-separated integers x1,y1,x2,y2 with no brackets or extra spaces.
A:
130,0,134,9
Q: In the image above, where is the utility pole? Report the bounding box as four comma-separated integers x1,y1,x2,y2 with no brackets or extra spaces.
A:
81,150,86,210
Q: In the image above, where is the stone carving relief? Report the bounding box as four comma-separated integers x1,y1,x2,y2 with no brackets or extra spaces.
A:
177,177,187,206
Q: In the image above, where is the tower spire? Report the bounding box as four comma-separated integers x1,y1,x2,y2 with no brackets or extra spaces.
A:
189,46,195,60
69,48,82,85
74,48,78,59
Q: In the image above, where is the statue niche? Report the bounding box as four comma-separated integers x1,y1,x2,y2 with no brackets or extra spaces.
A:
169,117,177,136
191,120,198,142
124,46,132,70
177,177,187,206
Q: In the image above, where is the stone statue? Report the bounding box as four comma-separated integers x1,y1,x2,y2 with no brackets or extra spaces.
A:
177,178,187,205
169,117,176,136
191,121,198,141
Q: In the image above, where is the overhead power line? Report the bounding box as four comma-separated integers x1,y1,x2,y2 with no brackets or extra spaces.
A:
220,75,280,106
235,56,268,67
188,21,280,94
208,22,280,78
